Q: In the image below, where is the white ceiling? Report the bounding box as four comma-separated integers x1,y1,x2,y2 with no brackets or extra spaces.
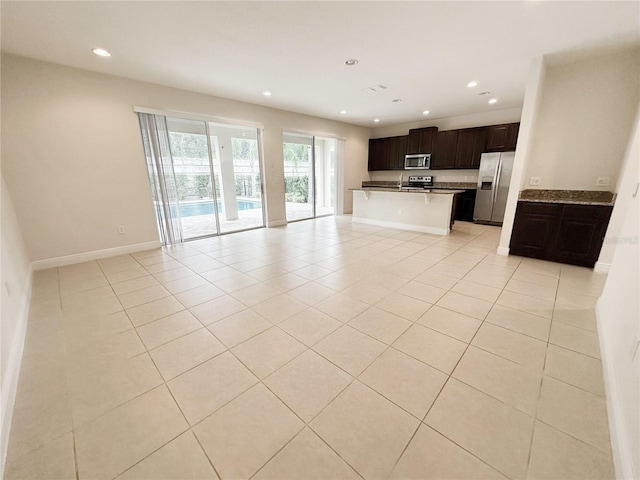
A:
2,1,638,127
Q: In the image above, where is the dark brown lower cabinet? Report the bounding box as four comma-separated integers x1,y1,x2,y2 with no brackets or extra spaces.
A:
510,201,613,268
454,189,477,222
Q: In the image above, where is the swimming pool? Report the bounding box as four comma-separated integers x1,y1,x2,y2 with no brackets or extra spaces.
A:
172,200,261,218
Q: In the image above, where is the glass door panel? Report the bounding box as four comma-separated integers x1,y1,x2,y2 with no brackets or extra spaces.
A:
283,133,313,221
147,115,265,242
314,137,336,217
208,122,265,233
165,117,217,240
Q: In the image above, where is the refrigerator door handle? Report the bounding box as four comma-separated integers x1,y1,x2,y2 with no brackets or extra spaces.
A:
493,158,502,206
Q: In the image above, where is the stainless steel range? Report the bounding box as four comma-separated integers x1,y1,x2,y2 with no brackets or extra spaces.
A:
407,175,434,189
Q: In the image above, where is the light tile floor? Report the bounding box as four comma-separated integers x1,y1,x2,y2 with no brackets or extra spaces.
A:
4,217,614,479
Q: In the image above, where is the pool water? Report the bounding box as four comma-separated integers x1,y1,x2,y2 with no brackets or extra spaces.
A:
172,200,261,218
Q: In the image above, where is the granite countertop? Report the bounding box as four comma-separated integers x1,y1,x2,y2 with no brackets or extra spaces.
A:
519,189,616,206
361,181,477,190
351,187,465,194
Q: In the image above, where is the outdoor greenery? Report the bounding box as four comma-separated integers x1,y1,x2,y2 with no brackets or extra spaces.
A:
283,142,310,203
232,137,258,161
283,142,310,174
176,174,213,200
285,175,308,203
168,132,210,159
169,132,259,163
236,174,261,197
161,134,308,204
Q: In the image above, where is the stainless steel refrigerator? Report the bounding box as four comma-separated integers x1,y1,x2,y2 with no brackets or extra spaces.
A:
473,151,515,225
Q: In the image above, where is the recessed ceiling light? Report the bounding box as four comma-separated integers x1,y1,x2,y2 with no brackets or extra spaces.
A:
263,91,272,96
340,110,347,114
467,81,478,88
373,118,380,123
488,98,498,104
344,59,359,66
392,99,402,103
92,48,111,57
422,110,430,115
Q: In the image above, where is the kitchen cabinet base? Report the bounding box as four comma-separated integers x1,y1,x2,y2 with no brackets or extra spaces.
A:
509,201,613,268
352,190,456,235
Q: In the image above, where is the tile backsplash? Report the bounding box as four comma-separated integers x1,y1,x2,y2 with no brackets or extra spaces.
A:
369,169,479,183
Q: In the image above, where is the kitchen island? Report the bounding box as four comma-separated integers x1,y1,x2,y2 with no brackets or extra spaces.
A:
351,188,464,235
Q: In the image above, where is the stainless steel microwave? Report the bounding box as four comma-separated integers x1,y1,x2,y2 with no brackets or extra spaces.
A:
404,154,431,170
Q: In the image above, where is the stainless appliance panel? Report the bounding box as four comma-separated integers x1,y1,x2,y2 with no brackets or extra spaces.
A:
473,152,500,222
408,175,433,187
404,154,431,170
491,152,515,223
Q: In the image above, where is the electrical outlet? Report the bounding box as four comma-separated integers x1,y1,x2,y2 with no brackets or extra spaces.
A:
596,176,610,187
118,225,125,234
529,177,541,186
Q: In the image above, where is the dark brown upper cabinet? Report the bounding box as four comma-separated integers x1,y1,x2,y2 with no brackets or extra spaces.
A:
367,138,389,171
432,130,458,169
455,127,487,169
485,123,519,152
406,127,437,155
389,135,408,170
367,135,408,170
367,121,520,171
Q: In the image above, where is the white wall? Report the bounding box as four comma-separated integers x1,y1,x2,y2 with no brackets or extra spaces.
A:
598,99,640,271
498,56,547,255
596,105,640,480
499,48,640,259
0,175,32,475
1,54,371,263
523,47,640,191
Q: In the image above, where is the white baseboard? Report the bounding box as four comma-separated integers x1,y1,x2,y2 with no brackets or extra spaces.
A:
266,219,287,228
1,269,32,475
496,246,510,256
31,241,161,270
596,300,636,480
594,261,611,274
351,216,449,236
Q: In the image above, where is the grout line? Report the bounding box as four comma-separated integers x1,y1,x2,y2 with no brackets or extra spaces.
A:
71,430,80,480
14,219,613,480
191,430,223,480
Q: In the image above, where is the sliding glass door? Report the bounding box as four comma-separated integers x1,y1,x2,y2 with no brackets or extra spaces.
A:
283,133,336,222
314,136,336,217
283,133,313,221
208,123,263,234
165,117,217,239
138,112,265,244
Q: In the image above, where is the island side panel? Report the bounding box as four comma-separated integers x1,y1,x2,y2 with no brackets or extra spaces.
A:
351,190,454,235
